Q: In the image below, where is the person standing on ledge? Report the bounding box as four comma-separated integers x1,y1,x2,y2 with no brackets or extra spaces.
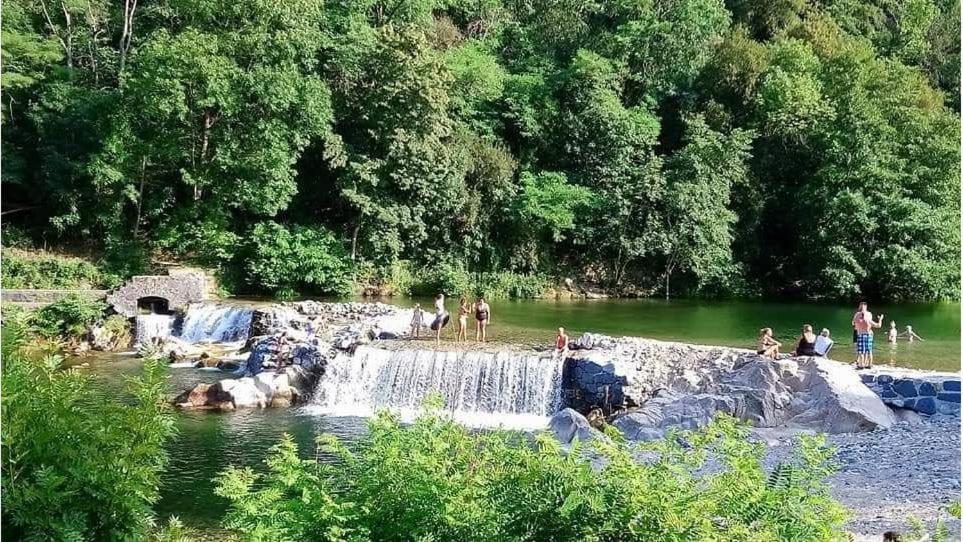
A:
456,297,470,342
410,303,424,339
474,296,491,343
431,293,449,345
852,301,884,369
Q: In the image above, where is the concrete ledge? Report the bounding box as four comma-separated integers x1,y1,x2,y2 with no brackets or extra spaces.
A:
861,368,961,416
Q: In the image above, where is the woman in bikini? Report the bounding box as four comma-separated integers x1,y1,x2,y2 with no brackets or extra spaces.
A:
457,297,470,342
757,327,781,359
474,296,491,342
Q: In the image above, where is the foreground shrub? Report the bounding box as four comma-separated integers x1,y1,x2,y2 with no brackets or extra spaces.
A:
30,293,107,341
1,249,107,289
0,323,177,540
216,406,848,541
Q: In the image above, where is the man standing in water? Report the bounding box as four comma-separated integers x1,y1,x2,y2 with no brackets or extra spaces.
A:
852,301,884,369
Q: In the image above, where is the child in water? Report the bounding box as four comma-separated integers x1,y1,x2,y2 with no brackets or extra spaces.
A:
899,325,924,342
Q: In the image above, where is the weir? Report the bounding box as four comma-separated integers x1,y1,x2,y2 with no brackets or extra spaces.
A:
177,304,253,343
135,314,174,345
309,345,564,428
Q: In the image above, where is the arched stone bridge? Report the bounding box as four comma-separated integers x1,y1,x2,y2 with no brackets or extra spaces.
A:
107,271,208,317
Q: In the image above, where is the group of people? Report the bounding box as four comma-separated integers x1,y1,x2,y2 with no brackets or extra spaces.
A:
757,325,834,360
757,301,923,370
410,294,492,344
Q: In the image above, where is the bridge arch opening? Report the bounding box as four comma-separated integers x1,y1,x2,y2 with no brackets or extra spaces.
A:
137,296,171,315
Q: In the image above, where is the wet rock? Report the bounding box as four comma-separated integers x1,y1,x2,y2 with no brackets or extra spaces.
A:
250,307,302,337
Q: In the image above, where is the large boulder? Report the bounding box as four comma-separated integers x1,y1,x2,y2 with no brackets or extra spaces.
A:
786,357,897,433
219,377,268,408
172,383,235,411
549,408,601,445
612,392,737,441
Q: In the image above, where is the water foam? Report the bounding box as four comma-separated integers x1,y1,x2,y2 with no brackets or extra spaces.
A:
306,345,563,429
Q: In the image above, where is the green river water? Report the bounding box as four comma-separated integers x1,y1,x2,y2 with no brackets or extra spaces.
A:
79,298,960,529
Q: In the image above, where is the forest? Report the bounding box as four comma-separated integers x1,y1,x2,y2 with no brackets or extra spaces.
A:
2,0,960,301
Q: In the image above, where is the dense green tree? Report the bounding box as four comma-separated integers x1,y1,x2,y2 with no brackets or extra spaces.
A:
1,0,958,301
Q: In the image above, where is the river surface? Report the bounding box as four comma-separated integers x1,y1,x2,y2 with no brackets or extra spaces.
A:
77,298,960,529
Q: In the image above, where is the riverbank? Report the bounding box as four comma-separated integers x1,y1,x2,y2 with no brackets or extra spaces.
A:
759,415,961,538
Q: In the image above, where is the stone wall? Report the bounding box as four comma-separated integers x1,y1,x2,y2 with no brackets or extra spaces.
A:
1,288,107,308
107,274,207,317
860,369,960,416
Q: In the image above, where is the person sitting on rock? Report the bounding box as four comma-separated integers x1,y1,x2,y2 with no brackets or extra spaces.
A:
757,328,781,359
793,324,818,357
554,327,569,357
813,328,833,357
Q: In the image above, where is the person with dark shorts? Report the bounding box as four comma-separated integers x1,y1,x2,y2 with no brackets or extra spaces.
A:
474,296,491,343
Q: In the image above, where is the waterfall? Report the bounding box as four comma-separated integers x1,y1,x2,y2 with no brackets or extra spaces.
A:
135,314,173,345
177,304,253,344
308,345,563,429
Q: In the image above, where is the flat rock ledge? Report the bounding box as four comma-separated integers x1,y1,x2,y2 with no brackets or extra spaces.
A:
563,333,906,438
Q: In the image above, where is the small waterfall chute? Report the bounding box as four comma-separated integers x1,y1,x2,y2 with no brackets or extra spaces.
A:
307,345,563,429
135,314,174,345
177,304,253,343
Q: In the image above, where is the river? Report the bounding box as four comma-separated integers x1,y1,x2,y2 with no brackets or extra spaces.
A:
78,297,960,529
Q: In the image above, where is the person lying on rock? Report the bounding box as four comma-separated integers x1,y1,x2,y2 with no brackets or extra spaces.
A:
793,324,818,357
757,328,781,359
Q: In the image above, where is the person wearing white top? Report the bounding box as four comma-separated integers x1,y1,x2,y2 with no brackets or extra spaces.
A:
813,328,834,357
431,293,449,344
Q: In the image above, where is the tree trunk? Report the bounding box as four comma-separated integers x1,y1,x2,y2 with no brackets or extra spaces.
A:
351,222,361,261
118,0,139,78
133,157,146,237
195,111,213,200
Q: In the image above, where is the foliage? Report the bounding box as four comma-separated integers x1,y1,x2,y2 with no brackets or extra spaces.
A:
216,408,848,541
244,221,354,298
30,293,107,340
1,0,958,301
1,322,177,540
1,249,108,289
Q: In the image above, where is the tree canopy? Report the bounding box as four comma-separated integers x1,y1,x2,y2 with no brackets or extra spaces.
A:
2,0,959,300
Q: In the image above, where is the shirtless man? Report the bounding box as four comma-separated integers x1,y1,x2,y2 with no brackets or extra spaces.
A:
852,302,884,369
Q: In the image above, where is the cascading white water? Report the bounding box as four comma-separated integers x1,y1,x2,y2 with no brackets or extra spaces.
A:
177,304,253,343
307,345,563,429
136,314,174,344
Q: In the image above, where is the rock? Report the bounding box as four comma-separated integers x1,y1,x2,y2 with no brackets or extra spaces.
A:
549,408,600,445
250,307,301,337
784,358,897,433
173,383,235,411
219,377,268,408
216,360,241,372
611,392,736,440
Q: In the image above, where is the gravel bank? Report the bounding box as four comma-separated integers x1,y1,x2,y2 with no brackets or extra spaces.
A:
759,415,961,538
